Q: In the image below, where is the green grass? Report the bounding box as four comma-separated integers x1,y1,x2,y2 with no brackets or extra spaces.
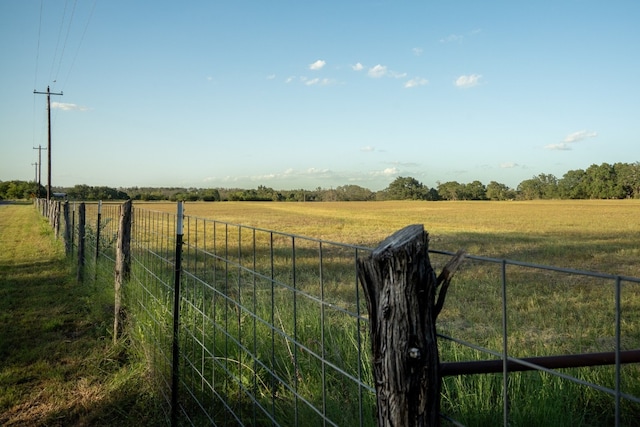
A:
0,202,163,426
5,200,639,426
131,200,640,425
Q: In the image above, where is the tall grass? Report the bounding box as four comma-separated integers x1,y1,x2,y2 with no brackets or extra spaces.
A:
119,200,640,425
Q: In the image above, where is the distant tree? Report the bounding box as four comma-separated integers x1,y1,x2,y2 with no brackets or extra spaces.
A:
517,174,558,200
485,181,514,200
466,180,487,200
335,185,374,201
583,163,620,199
0,180,40,199
614,162,640,199
200,188,221,201
558,169,587,199
385,177,430,200
517,178,543,200
437,181,464,201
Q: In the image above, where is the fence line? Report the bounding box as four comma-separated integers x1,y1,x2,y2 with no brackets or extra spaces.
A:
38,198,640,426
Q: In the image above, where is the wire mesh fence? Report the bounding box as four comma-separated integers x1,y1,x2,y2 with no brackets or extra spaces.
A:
39,198,640,426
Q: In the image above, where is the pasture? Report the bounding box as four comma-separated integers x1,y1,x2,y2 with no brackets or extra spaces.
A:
131,199,640,425
141,199,640,276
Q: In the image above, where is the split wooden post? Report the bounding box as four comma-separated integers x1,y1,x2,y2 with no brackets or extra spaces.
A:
114,199,132,343
357,224,465,427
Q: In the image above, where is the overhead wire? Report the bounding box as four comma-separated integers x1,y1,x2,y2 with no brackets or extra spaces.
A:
48,0,69,84
33,0,44,150
61,0,97,94
52,0,78,92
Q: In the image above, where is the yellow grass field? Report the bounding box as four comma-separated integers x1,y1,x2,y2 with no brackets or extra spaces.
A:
133,199,640,277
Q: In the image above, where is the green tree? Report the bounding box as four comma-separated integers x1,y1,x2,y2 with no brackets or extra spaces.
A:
583,163,620,199
485,181,514,200
385,177,430,200
335,185,374,201
437,181,464,201
558,169,587,199
613,162,640,199
465,180,487,200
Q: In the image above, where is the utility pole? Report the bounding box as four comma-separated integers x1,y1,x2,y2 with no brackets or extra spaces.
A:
33,145,46,197
34,86,63,201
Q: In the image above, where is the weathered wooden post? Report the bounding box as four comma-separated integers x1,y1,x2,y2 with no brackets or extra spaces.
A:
77,203,86,283
357,224,465,427
114,200,132,343
63,201,72,255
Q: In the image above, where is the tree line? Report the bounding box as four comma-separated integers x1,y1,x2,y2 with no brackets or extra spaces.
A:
2,162,639,202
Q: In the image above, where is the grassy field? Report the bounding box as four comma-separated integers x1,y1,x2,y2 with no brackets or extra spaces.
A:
128,199,640,425
3,199,639,426
143,199,640,276
0,202,163,426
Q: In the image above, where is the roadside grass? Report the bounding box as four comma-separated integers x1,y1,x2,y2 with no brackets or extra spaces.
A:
0,203,163,426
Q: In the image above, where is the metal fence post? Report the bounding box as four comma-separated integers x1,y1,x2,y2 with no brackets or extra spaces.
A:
171,201,184,427
95,200,102,261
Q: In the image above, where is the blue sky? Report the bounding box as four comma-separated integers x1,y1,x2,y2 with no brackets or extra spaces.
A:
1,1,639,191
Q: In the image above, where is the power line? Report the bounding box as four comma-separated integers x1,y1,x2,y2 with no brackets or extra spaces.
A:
61,0,97,92
53,0,78,89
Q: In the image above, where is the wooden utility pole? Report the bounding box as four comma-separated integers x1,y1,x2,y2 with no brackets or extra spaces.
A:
34,86,63,201
358,225,465,427
33,145,46,197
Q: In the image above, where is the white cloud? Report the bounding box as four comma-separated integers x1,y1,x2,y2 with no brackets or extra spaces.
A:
379,167,399,176
352,62,364,71
544,143,573,151
266,74,276,80
309,59,326,70
360,146,375,152
455,74,482,88
285,76,295,83
545,130,598,151
368,64,387,78
563,130,597,143
404,77,428,88
500,162,519,169
412,47,423,56
305,77,334,86
51,102,89,111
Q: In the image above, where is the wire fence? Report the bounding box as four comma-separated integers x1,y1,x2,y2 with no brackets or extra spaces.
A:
38,198,640,426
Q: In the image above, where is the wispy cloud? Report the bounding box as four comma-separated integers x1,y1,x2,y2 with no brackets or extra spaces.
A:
309,59,326,70
500,162,519,169
366,64,406,80
545,130,598,151
455,74,482,88
440,34,464,43
351,62,364,71
563,130,598,143
360,146,375,152
304,77,334,86
373,167,399,177
368,64,387,78
266,74,276,80
404,77,428,88
412,47,423,56
51,102,90,111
